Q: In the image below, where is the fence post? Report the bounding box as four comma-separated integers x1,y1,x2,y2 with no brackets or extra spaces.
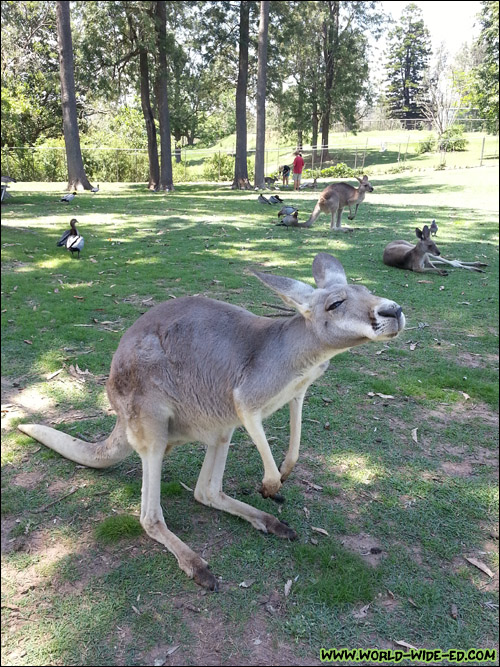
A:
480,136,485,166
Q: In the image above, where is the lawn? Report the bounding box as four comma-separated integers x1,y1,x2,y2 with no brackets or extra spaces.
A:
1,165,498,666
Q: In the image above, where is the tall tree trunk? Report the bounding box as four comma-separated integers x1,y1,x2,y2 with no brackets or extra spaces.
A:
232,1,251,190
155,0,174,191
139,48,160,189
320,1,339,161
254,1,269,189
56,1,92,191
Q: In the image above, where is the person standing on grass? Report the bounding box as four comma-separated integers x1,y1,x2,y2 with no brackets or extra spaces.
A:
292,150,304,191
281,164,290,187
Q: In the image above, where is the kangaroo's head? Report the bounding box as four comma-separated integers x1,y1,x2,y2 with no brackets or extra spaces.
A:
253,253,405,352
416,226,440,256
356,175,374,193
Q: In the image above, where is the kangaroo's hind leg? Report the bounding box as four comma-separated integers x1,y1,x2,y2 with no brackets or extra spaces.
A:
194,431,296,540
127,415,218,591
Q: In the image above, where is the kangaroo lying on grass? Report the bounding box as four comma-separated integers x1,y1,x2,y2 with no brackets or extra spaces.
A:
18,254,405,590
383,226,488,274
305,175,374,231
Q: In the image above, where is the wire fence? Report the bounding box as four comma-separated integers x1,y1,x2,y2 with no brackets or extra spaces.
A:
2,134,498,184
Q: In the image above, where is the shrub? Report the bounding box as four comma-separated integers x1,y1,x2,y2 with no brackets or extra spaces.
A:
438,125,468,152
416,135,436,154
320,162,356,178
202,152,234,181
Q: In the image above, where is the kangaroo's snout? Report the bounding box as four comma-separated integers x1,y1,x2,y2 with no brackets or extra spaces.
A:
378,304,402,319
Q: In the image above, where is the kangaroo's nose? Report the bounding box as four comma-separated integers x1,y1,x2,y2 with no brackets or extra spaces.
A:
378,305,403,319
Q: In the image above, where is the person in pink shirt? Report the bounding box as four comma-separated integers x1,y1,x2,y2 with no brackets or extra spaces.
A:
292,151,304,191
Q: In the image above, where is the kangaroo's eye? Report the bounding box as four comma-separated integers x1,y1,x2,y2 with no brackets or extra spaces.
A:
327,300,345,311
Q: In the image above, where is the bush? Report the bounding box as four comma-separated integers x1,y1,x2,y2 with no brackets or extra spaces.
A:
319,162,357,178
438,125,468,152
202,152,234,181
416,135,436,154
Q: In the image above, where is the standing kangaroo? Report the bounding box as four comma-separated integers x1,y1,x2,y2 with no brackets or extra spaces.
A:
305,175,374,231
18,254,405,590
383,226,446,274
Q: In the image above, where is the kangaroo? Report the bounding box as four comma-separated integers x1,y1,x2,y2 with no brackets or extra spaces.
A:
383,226,447,274
305,175,374,231
18,254,405,591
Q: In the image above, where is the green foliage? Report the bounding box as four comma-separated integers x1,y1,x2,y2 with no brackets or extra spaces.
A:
439,125,469,151
319,162,357,178
416,135,437,154
94,515,143,543
469,1,499,133
203,152,235,181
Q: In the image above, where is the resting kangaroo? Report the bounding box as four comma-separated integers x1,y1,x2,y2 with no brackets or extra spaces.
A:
18,254,405,590
383,226,445,273
305,175,374,230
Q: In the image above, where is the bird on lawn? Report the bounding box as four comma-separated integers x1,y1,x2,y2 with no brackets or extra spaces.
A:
277,205,298,217
430,219,438,236
60,191,77,203
91,183,100,193
57,218,84,259
268,195,284,204
258,194,272,205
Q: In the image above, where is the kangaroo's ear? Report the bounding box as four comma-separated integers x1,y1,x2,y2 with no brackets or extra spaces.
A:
312,253,348,288
252,271,315,319
422,225,430,238
415,228,423,239
355,176,363,183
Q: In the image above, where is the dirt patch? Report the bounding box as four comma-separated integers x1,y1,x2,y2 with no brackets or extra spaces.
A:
144,600,321,667
340,533,384,567
440,461,474,477
10,470,45,489
428,401,498,427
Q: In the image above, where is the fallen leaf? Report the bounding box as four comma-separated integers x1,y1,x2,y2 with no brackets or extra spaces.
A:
394,640,418,650
46,369,63,380
179,481,193,492
411,428,418,444
239,579,255,588
303,506,310,519
284,579,293,597
324,421,331,430
408,597,419,608
417,280,433,284
460,391,470,400
439,285,445,291
310,538,318,545
464,557,494,578
302,480,323,491
367,392,395,399
73,296,85,300
23,340,33,345
89,258,98,263
131,605,141,615
450,603,458,619
311,526,329,536
409,342,418,351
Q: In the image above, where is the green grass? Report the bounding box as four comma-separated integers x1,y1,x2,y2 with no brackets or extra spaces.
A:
1,165,498,666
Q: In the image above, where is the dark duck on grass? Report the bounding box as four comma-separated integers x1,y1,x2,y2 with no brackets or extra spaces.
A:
57,218,84,259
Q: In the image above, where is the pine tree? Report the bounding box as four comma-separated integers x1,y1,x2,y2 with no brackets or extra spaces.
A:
385,3,431,124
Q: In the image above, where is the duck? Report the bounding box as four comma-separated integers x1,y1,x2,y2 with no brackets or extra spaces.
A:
430,219,438,236
258,194,272,205
278,205,298,217
268,195,284,204
276,211,300,227
60,191,77,203
57,218,84,259
90,183,99,193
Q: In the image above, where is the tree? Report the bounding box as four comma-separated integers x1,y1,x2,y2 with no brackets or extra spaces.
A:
232,1,251,190
470,1,499,132
384,3,432,125
254,1,270,189
1,2,62,147
56,1,92,190
419,46,466,137
154,0,174,191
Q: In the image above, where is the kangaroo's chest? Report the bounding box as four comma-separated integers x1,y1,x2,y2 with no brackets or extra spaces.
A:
261,361,330,418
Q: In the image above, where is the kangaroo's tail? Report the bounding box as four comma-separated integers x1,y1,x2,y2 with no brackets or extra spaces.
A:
18,420,132,469
304,201,322,228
